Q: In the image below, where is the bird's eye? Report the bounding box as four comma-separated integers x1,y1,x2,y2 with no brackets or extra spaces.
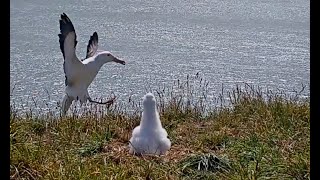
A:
107,54,110,56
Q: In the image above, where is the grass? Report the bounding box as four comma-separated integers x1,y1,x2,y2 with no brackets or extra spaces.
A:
10,74,310,179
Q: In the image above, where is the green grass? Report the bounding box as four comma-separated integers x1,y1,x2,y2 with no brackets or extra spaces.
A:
10,75,309,179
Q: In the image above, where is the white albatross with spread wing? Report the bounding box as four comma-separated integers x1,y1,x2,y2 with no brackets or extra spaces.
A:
58,13,126,115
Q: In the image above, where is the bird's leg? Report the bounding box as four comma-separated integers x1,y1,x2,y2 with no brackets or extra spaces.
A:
88,94,116,108
61,95,73,116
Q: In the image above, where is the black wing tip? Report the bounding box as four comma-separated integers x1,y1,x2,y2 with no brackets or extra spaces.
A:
90,32,98,42
60,13,67,23
60,12,68,19
92,32,98,41
85,32,99,59
88,32,98,44
58,12,77,59
58,12,76,37
59,12,74,30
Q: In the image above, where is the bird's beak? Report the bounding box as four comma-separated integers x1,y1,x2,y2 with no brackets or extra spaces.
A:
113,58,126,65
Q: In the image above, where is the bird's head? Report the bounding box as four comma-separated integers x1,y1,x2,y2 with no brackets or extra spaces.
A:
143,93,156,109
98,51,126,65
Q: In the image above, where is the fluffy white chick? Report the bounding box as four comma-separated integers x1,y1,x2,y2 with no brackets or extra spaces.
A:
129,93,171,155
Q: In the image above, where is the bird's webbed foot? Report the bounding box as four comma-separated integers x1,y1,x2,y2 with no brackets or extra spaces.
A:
88,94,116,108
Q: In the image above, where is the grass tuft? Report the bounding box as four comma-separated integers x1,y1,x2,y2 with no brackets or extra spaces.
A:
180,153,231,178
10,74,309,179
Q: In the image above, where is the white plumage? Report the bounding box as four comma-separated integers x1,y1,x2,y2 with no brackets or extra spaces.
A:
129,93,171,155
58,13,125,115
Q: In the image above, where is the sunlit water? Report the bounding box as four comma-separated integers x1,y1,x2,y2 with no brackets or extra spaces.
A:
10,0,310,115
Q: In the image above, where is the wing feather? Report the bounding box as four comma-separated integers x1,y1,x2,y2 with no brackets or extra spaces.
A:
58,13,78,60
85,32,99,59
58,13,81,86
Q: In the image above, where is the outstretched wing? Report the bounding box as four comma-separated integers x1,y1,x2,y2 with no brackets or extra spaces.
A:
85,32,99,59
58,13,81,86
58,13,78,60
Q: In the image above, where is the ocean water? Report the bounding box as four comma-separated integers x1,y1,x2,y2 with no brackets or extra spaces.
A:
10,0,310,114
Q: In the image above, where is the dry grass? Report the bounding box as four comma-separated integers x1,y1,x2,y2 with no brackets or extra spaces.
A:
10,74,310,179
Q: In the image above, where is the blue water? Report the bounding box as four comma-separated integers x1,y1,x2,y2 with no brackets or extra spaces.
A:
10,0,310,114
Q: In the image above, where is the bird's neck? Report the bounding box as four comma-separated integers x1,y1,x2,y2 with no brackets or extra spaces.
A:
81,58,105,87
94,58,107,69
140,107,161,129
86,57,106,75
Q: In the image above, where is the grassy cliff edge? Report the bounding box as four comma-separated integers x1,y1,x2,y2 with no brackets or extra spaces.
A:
10,77,309,179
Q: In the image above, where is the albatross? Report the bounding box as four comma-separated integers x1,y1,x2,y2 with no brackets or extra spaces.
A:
129,93,171,155
58,13,126,115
